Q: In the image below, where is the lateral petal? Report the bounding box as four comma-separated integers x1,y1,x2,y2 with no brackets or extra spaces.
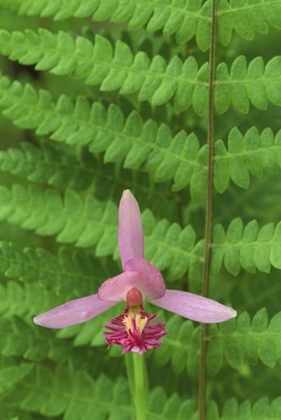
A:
33,294,117,329
118,190,144,270
148,290,237,323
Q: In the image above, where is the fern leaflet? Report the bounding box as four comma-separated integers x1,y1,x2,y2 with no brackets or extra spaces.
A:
0,362,219,420
212,218,281,276
0,74,208,198
214,126,281,193
150,309,281,376
0,316,82,363
0,280,61,318
2,77,281,198
1,0,281,52
0,242,111,295
0,187,203,281
3,366,133,419
0,30,280,113
215,308,281,370
0,362,33,395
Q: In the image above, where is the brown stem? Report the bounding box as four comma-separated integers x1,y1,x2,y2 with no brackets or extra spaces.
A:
198,1,217,419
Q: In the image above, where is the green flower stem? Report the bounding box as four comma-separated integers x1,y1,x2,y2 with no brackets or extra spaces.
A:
133,353,147,420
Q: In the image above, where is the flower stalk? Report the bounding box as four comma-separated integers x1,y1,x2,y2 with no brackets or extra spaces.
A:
133,353,147,420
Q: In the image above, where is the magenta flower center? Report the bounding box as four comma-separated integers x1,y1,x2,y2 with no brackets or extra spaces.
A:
104,303,166,355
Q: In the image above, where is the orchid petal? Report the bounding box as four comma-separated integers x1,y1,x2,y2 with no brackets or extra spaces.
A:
125,258,166,299
33,294,117,329
118,190,144,270
98,271,143,302
148,290,237,323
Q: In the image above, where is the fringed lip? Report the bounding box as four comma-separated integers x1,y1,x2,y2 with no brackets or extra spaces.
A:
104,306,166,355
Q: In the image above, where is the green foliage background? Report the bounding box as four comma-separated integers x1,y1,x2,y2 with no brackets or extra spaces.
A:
0,0,281,419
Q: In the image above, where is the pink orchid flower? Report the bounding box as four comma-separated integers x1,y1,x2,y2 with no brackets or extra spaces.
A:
34,190,237,355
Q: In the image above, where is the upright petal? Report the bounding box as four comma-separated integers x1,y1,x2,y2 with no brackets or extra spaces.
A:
118,190,144,270
125,258,166,299
98,271,143,302
33,294,118,329
148,290,237,323
98,262,166,302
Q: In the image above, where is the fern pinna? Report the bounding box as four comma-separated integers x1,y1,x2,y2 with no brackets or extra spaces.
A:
0,0,280,419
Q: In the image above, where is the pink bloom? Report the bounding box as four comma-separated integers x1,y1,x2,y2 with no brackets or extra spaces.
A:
34,190,237,355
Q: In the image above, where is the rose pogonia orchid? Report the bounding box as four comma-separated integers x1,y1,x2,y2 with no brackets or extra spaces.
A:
34,190,237,355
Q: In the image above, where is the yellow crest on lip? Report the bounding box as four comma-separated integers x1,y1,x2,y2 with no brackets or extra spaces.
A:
123,312,148,335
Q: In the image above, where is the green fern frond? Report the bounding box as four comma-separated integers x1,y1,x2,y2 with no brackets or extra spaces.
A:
215,55,281,114
154,308,281,376
120,29,187,62
0,1,210,49
219,397,281,420
0,242,110,295
214,127,281,193
148,393,281,420
3,87,281,199
0,362,33,396
0,29,210,113
1,320,281,420
0,280,62,318
0,358,33,420
152,315,199,378
206,397,281,420
2,0,281,51
0,75,207,198
0,186,203,280
0,316,76,363
0,141,97,192
0,184,118,250
0,31,280,114
1,64,280,197
211,218,281,276
214,308,281,370
0,407,32,420
217,0,281,45
148,387,196,419
1,361,195,420
3,365,133,419
0,140,176,220
152,315,222,379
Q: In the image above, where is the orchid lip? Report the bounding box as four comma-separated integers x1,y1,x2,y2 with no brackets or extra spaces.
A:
104,306,166,355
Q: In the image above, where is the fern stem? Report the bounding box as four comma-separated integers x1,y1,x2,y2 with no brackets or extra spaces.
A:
198,0,217,419
133,353,147,420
